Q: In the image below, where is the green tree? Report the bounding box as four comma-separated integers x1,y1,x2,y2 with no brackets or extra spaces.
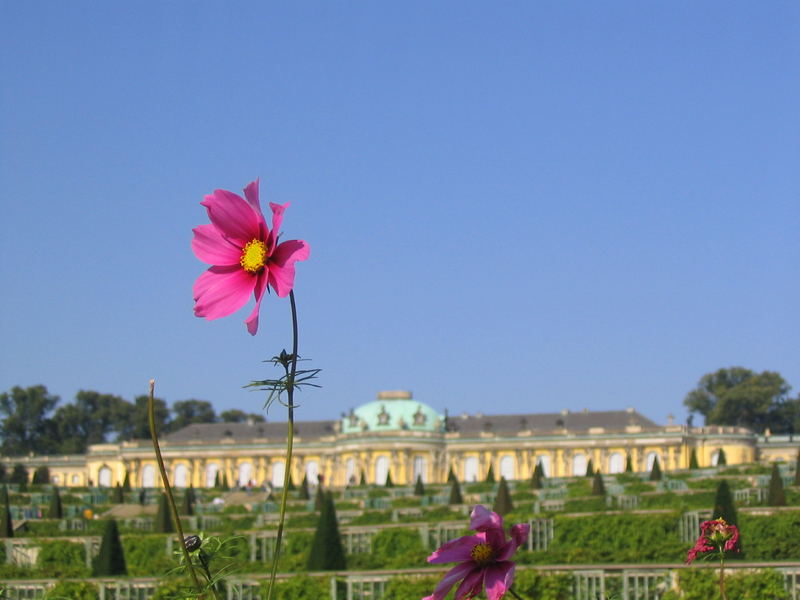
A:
689,448,699,470
123,394,169,441
0,463,5,483
413,475,425,496
10,464,28,488
154,493,174,533
794,452,800,487
359,471,366,486
49,486,64,519
298,474,310,500
169,399,216,432
0,385,60,456
649,457,662,481
221,473,230,491
493,477,513,515
54,390,133,453
625,454,633,473
111,483,124,504
219,409,265,423
385,470,394,487
93,519,127,575
1,486,13,537
585,459,595,477
716,448,727,466
531,461,544,490
447,466,457,483
712,480,739,526
485,464,496,483
314,484,325,511
684,368,791,432
180,489,194,515
122,470,131,491
214,471,221,489
307,492,346,570
32,466,50,485
448,479,463,505
767,463,786,506
592,472,606,496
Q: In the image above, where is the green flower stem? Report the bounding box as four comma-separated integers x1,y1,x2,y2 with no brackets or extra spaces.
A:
148,380,216,600
265,290,300,600
719,545,727,600
507,587,527,600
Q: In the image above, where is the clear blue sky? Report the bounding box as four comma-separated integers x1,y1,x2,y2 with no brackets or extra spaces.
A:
1,2,798,427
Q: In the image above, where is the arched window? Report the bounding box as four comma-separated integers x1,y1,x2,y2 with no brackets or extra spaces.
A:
608,453,624,474
711,450,721,466
464,457,479,482
238,462,253,488
142,464,156,488
305,461,319,485
205,463,219,488
536,455,550,477
374,456,389,485
98,466,112,487
51,474,61,485
345,458,357,485
271,461,285,488
500,455,515,480
572,454,587,476
413,456,427,483
646,452,659,471
71,474,80,485
174,464,188,488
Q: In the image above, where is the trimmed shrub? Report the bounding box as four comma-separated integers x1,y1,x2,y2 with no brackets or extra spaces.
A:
180,489,194,515
265,575,329,600
485,464,496,483
513,570,573,600
585,459,595,477
717,448,727,466
448,479,463,505
32,466,50,485
649,456,663,481
625,454,634,473
11,464,28,489
447,466,456,483
48,486,64,519
689,448,699,469
712,480,738,526
38,539,89,578
385,470,394,487
767,462,787,506
93,519,127,575
493,477,514,515
154,492,174,533
307,492,346,570
44,580,99,600
371,527,427,568
591,472,606,496
531,461,544,489
122,470,131,491
414,475,425,496
299,474,310,500
1,485,13,537
112,483,124,504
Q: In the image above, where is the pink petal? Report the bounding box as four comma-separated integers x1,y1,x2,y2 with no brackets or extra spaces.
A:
193,266,256,320
484,562,515,600
470,506,504,533
423,562,476,600
192,224,242,266
454,567,485,600
244,271,269,336
243,179,261,213
267,201,288,249
267,239,310,297
496,523,530,561
427,535,484,565
201,189,260,243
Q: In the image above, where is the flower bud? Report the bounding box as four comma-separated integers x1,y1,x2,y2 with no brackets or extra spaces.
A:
184,535,202,552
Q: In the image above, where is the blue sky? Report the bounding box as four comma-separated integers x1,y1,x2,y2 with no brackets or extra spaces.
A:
1,2,798,428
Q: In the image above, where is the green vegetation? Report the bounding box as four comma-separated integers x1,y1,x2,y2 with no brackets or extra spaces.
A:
493,477,513,515
307,492,346,570
1,486,13,537
767,462,786,506
93,519,127,576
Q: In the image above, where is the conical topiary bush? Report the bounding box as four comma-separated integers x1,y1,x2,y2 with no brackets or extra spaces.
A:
414,475,425,496
314,484,325,511
648,457,662,481
716,448,727,466
712,480,738,526
122,471,131,491
93,519,127,575
384,470,394,488
625,454,633,473
767,462,786,506
359,471,366,486
531,461,544,490
154,493,174,533
794,452,800,487
299,474,310,500
112,483,124,504
1,486,13,538
447,466,457,483
484,464,496,483
180,489,195,516
689,448,699,470
591,472,606,496
448,479,463,505
307,492,346,570
585,459,595,477
32,466,50,486
492,477,513,516
48,486,63,519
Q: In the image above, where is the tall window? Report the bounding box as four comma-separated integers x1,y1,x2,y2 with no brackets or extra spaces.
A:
205,463,219,488
142,464,156,488
536,455,550,477
271,461,285,488
464,456,479,482
238,462,252,488
413,456,427,483
98,466,112,487
500,455,515,480
572,454,587,476
608,453,624,474
306,461,319,485
646,452,659,471
345,458,357,485
174,464,188,488
374,456,389,485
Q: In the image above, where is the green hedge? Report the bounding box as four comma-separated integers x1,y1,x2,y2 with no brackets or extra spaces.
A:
37,540,89,578
44,580,99,600
663,568,789,599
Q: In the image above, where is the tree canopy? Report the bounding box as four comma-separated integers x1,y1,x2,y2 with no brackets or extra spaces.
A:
684,367,797,433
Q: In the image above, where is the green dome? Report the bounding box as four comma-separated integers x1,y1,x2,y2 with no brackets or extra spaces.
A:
342,391,444,434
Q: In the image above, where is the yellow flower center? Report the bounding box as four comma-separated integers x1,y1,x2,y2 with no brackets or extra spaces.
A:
470,543,494,566
240,239,268,273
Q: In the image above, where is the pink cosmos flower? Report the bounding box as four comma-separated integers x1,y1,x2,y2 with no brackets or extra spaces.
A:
685,518,740,564
192,179,310,335
424,505,530,600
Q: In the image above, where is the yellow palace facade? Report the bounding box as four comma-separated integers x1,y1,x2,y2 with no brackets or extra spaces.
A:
3,391,790,489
